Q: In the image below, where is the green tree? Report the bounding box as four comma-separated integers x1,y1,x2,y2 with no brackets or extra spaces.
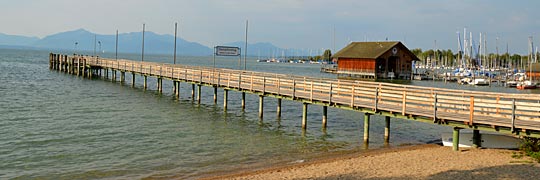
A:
411,48,423,58
323,49,332,61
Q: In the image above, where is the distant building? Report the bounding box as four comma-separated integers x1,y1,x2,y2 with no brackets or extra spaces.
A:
332,41,419,79
526,63,540,81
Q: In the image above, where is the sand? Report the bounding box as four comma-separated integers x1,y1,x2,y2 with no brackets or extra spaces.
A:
203,144,540,180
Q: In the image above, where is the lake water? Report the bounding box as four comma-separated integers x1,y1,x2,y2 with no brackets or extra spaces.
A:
1,49,537,179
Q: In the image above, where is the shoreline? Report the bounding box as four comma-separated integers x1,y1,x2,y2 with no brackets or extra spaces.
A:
200,144,540,180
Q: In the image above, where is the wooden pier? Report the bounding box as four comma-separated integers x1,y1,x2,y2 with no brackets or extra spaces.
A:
49,53,540,151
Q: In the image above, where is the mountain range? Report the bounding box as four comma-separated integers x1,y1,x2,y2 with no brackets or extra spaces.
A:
0,29,305,57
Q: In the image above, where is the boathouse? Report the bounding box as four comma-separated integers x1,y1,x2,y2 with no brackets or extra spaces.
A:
526,63,540,81
332,41,419,79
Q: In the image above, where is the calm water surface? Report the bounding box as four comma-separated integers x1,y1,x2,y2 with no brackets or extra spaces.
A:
1,49,537,179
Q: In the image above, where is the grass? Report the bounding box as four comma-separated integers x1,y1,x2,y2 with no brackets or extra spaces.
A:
517,137,540,163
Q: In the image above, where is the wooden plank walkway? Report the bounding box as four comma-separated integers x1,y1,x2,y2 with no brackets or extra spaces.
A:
49,54,540,138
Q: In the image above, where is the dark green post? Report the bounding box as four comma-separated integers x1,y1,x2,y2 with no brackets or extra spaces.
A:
364,113,370,143
223,89,228,111
453,127,461,151
322,106,328,129
258,95,264,119
302,103,308,129
384,116,390,143
472,129,481,148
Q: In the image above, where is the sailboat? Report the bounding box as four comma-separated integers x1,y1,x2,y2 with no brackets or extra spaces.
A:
517,36,537,90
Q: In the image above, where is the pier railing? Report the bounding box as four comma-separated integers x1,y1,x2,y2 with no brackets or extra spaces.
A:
52,54,540,134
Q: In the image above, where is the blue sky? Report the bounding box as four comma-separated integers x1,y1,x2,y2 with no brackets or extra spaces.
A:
1,0,539,54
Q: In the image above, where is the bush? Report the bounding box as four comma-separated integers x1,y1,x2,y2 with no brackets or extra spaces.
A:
519,137,540,162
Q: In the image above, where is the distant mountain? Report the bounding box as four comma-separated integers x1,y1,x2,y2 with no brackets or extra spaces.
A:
0,33,39,46
31,29,212,56
224,41,281,57
0,29,313,57
224,41,321,58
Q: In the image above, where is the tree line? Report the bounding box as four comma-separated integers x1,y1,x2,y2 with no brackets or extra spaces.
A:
410,48,539,69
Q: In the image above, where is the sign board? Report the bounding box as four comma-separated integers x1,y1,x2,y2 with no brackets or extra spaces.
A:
215,46,241,56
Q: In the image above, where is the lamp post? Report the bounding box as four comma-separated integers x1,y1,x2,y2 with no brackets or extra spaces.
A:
98,41,102,55
142,23,145,62
74,42,78,54
174,22,178,64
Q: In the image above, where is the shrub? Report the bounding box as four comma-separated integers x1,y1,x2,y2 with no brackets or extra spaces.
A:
519,137,540,163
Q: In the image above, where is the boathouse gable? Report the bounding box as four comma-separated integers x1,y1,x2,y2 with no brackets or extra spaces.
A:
333,41,419,79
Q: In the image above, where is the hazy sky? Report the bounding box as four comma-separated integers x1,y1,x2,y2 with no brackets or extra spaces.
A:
1,0,539,54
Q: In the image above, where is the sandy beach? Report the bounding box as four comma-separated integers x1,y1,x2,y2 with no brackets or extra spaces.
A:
203,144,540,180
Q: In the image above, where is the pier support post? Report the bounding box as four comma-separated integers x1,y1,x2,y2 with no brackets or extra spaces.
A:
76,58,81,76
159,78,163,93
49,53,53,69
156,78,160,91
82,59,86,78
112,70,116,81
213,86,217,103
173,81,177,95
197,85,201,104
384,116,391,143
175,82,180,99
302,103,308,130
223,89,228,111
241,92,246,110
258,95,264,119
120,72,125,83
131,73,135,87
277,98,282,118
322,106,328,129
472,129,481,148
453,127,461,151
104,69,108,79
191,84,195,100
364,113,370,143
143,76,147,89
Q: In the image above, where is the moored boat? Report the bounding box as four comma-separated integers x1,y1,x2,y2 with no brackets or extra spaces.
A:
516,80,537,90
441,132,520,149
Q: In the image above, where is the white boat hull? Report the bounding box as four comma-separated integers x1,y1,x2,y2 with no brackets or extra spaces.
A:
441,133,520,149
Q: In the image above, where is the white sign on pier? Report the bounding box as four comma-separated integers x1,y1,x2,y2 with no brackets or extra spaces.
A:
215,46,241,56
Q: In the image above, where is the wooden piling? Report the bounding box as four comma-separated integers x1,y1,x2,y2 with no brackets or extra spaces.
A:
197,84,201,104
385,116,390,143
364,113,370,143
191,84,195,100
156,78,160,91
82,59,86,78
158,78,163,93
173,81,177,94
143,76,147,89
322,106,328,129
258,95,264,119
176,82,180,98
49,53,53,69
121,72,125,83
241,92,246,110
131,73,135,87
302,103,308,129
213,86,217,103
76,58,80,76
453,127,461,151
223,89,228,111
277,98,282,118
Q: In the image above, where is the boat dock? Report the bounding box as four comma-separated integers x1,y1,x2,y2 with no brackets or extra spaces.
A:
49,53,540,151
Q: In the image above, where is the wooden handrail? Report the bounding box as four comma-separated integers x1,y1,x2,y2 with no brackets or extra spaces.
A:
73,55,540,131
